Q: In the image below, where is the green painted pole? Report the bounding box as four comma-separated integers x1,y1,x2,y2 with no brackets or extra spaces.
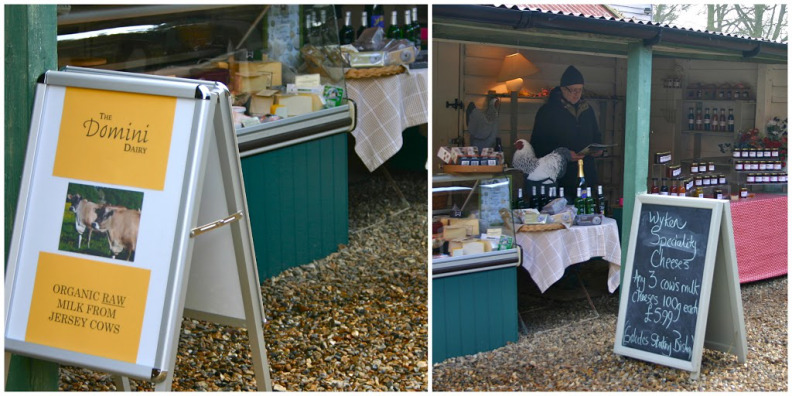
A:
620,41,653,281
4,4,60,391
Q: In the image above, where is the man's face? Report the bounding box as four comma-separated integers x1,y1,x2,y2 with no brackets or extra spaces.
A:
561,84,583,104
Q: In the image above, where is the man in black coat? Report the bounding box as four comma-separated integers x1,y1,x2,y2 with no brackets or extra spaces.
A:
530,65,602,202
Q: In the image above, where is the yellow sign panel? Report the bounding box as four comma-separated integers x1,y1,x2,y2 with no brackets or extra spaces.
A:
53,87,177,190
26,252,151,363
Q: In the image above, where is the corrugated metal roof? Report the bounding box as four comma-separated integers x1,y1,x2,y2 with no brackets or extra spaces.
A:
489,4,785,44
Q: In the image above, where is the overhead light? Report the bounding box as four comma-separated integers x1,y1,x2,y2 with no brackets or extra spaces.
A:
497,53,540,92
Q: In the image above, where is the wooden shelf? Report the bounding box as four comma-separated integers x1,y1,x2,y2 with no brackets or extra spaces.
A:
681,130,734,137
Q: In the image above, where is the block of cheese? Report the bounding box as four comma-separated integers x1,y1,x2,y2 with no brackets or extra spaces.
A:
249,89,279,116
448,218,480,236
442,225,467,241
235,61,282,86
276,94,313,117
447,238,493,256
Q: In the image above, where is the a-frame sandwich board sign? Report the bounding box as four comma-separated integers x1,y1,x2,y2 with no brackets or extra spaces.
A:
614,194,747,379
4,67,272,391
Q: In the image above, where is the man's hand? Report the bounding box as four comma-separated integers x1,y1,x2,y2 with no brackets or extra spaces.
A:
570,150,585,161
589,149,604,157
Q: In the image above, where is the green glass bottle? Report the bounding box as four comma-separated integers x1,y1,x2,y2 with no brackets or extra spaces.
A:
366,5,384,28
585,187,595,214
339,11,356,45
574,187,585,214
357,11,368,39
386,10,402,39
411,7,421,50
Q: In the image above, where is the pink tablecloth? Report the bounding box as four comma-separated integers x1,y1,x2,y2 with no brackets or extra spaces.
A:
730,193,788,283
516,217,622,293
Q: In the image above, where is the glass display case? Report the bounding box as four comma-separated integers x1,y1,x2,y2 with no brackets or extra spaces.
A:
431,172,521,363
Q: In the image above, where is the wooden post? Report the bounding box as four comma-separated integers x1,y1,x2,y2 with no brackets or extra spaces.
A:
4,4,60,391
620,41,653,279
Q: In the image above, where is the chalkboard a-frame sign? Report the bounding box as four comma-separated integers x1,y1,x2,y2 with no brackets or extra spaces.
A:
4,68,272,391
614,194,747,379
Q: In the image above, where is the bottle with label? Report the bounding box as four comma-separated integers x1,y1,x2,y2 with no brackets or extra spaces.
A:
695,186,704,198
669,179,678,196
719,108,727,131
402,10,413,43
711,109,719,131
411,7,422,50
728,108,735,132
357,11,369,39
574,187,585,214
548,187,556,203
703,108,711,131
577,159,586,187
596,185,608,215
558,187,565,200
677,178,686,196
659,178,669,195
695,108,703,130
339,11,356,45
584,187,595,214
386,10,402,39
650,178,659,194
687,107,695,130
366,5,385,28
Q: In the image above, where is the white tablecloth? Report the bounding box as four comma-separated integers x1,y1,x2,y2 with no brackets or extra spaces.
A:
347,68,428,172
516,217,622,294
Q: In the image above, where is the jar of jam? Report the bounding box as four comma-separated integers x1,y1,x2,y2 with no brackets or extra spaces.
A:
690,162,699,173
740,187,748,199
741,149,750,158
703,176,711,186
770,174,779,183
774,161,782,170
719,174,727,185
733,148,742,158
751,161,760,170
746,173,756,183
715,188,724,200
708,161,716,172
711,175,719,185
695,187,704,198
763,173,771,183
780,173,788,183
695,176,703,186
698,162,707,173
749,148,757,158
735,161,744,171
764,149,772,157
759,161,767,171
771,148,779,157
756,149,764,158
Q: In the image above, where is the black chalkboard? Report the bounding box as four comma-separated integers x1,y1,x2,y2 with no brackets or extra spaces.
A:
620,203,712,361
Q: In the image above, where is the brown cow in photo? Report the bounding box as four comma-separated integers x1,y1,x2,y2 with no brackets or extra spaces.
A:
92,206,140,261
66,194,101,249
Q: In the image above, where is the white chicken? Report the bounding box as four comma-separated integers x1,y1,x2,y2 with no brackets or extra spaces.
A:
512,139,571,184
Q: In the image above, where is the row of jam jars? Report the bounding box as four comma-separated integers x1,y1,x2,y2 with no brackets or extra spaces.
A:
734,160,784,171
732,148,781,158
746,172,787,184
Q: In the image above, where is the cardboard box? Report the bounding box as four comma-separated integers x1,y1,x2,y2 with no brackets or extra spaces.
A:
249,89,279,116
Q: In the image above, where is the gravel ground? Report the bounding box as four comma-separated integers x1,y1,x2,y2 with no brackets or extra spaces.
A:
432,263,787,392
59,169,429,391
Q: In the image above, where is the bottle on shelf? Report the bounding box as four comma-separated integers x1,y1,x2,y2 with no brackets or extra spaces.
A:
660,178,669,195
357,11,368,39
711,109,719,131
549,187,556,202
669,179,678,196
703,108,711,131
650,178,659,194
402,10,413,42
719,108,727,131
339,11,356,45
386,10,402,39
584,187,595,214
728,108,735,132
677,178,686,196
695,186,704,198
318,9,333,44
558,187,565,201
367,5,385,28
411,7,422,50
695,108,703,130
574,187,585,214
596,185,608,215
687,107,695,130
494,137,503,153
